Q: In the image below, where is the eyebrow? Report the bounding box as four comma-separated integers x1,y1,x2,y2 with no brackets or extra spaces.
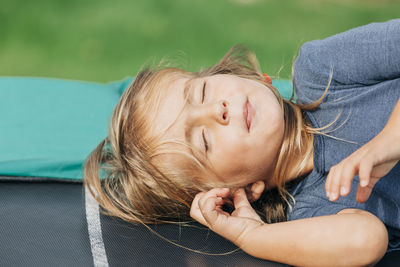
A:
183,78,194,148
183,78,192,101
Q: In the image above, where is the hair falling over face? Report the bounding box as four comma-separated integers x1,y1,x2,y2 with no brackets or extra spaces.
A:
84,45,331,225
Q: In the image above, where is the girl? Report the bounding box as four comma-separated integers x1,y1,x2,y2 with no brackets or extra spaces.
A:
85,19,400,266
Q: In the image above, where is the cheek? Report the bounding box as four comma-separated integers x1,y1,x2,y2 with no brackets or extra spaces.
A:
212,127,281,182
215,130,248,156
211,134,256,176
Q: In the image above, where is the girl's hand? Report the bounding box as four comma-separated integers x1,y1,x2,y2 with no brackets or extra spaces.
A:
325,128,400,203
190,188,264,247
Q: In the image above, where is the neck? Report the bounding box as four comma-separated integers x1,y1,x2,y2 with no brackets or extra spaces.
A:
286,135,314,184
288,138,314,181
265,133,314,189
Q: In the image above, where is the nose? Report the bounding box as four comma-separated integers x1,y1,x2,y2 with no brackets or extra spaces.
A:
191,100,229,125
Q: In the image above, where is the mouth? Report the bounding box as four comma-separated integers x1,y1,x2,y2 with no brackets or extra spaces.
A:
243,98,254,131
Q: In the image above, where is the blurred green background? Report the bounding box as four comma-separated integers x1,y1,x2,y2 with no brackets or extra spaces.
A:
1,0,399,82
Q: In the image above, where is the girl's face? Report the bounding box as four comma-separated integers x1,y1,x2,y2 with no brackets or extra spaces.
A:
153,74,284,188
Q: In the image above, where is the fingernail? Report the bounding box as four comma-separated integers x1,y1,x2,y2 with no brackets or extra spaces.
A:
360,180,368,187
340,187,347,195
329,192,337,201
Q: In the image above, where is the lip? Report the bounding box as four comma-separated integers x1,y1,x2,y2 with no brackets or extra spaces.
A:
243,98,254,131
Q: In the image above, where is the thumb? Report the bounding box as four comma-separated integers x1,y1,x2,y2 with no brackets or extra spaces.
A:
356,177,380,203
233,188,252,209
356,177,379,203
356,185,373,203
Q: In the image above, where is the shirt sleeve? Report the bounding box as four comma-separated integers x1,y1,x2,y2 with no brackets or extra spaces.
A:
288,175,365,221
294,19,400,92
289,194,361,221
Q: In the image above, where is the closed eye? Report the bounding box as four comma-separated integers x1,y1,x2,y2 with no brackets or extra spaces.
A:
201,81,206,103
202,128,208,152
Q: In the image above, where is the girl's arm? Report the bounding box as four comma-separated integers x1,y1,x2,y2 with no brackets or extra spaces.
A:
191,188,388,267
240,209,387,267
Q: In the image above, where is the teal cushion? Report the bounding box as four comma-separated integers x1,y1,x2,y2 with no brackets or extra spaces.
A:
273,80,293,100
0,77,292,181
0,77,133,181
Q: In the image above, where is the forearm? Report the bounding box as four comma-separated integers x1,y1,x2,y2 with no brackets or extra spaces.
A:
238,212,388,267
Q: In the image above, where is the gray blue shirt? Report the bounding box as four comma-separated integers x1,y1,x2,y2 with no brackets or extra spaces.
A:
287,19,400,252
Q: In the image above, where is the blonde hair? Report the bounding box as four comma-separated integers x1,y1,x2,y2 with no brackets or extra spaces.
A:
84,45,330,225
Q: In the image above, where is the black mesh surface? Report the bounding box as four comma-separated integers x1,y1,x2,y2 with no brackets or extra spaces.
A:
0,182,92,267
101,214,287,267
1,180,399,267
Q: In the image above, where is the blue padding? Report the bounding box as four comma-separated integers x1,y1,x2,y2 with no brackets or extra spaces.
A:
0,77,292,181
273,79,294,100
0,77,133,180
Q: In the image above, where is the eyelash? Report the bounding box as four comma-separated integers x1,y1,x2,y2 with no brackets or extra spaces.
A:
201,81,206,103
201,81,208,152
202,128,209,152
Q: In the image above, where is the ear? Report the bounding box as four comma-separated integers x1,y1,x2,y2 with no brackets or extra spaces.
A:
246,180,265,202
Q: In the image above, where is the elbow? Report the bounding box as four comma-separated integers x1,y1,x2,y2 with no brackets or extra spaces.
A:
354,215,388,266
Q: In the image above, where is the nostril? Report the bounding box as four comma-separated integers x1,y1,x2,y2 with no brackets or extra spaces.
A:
219,100,229,122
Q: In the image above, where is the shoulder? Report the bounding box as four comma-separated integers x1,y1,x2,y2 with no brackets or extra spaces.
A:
294,19,400,95
293,39,333,103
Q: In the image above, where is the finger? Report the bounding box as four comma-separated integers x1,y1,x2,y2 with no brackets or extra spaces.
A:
338,164,357,197
358,160,372,188
191,192,205,211
197,188,230,224
231,189,261,221
325,166,335,198
198,188,230,210
190,192,208,226
201,194,229,227
326,165,342,201
327,162,357,201
326,165,340,200
233,188,252,209
215,196,224,206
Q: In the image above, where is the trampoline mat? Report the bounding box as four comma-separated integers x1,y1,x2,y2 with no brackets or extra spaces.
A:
1,180,399,267
0,180,287,267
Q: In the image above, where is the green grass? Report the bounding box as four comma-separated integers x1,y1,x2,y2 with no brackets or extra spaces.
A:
1,0,399,82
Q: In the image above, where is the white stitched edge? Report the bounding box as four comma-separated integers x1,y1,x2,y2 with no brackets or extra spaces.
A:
85,186,109,267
